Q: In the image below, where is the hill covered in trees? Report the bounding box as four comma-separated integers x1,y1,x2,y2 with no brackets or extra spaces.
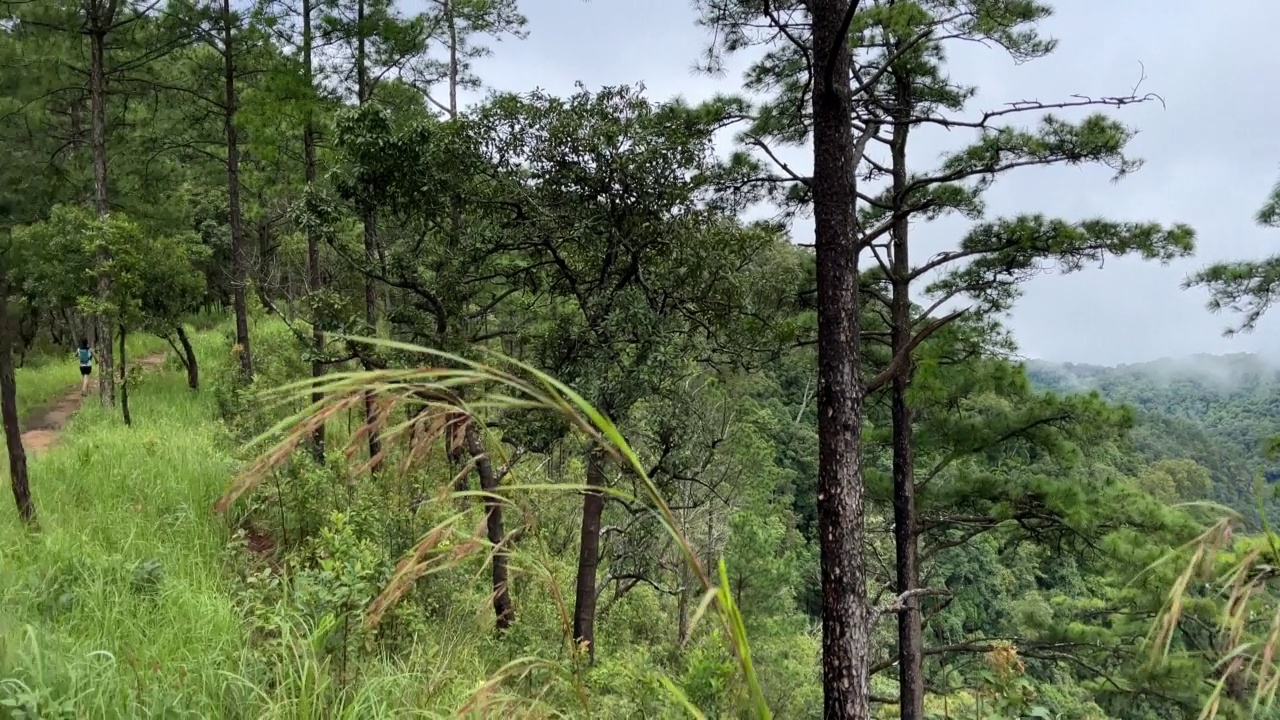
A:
1027,354,1280,522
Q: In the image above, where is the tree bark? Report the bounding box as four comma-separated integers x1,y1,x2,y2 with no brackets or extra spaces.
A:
355,0,381,469
118,323,131,426
303,0,324,462
362,214,381,468
572,445,606,662
464,422,515,630
176,325,199,390
17,305,37,361
223,0,253,381
446,0,459,118
0,270,34,526
88,23,115,406
811,0,871,716
255,215,274,310
888,61,925,720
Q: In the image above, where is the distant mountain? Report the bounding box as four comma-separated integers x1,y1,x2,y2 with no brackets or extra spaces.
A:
1026,353,1280,524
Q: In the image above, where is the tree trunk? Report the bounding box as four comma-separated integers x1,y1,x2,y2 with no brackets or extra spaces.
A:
811,0,871,716
0,270,34,526
362,214,381,468
888,62,925,720
176,325,199,390
255,216,274,310
17,305,37,360
69,93,86,205
89,26,115,406
303,0,324,462
891,329,923,717
49,310,67,354
55,308,72,347
118,324,130,426
447,0,459,118
572,445,606,662
464,422,515,630
355,0,381,470
223,0,253,381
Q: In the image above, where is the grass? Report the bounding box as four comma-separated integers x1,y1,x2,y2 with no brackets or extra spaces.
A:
14,333,168,423
0,339,249,717
0,331,514,718
222,334,778,718
0,325,789,717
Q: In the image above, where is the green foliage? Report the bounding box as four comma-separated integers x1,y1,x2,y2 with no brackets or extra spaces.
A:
1028,354,1280,525
928,216,1196,314
0,1,1261,717
11,205,208,335
1187,175,1280,333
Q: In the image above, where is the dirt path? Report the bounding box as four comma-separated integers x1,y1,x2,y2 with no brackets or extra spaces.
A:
20,352,168,454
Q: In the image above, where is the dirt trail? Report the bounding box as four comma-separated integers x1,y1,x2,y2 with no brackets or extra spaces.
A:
20,352,168,454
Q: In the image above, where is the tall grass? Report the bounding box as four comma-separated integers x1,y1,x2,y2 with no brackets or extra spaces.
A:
0,356,253,716
0,328,784,717
0,332,398,718
1147,493,1280,719
220,335,774,718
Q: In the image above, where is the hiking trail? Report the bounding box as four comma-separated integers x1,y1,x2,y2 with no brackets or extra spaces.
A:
20,352,168,453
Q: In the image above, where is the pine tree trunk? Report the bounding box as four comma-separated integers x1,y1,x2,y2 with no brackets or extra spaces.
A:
465,422,515,630
355,0,381,470
176,325,199,390
118,324,131,426
572,445,606,662
811,0,871,716
223,0,253,381
0,270,34,526
255,216,274,310
302,0,324,462
447,0,459,118
362,214,381,468
889,62,925,720
89,25,115,406
891,348,923,716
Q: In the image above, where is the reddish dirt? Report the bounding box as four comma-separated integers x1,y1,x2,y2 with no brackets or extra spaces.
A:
243,524,277,557
20,352,168,454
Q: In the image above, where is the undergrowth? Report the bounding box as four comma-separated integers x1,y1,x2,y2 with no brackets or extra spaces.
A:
0,323,821,717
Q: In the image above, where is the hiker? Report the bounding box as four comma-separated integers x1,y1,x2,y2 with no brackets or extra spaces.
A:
77,339,93,395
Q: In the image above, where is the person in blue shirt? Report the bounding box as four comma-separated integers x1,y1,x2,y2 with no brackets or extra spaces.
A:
77,339,93,395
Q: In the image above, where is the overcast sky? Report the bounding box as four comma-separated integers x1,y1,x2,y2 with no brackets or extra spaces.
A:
452,0,1280,365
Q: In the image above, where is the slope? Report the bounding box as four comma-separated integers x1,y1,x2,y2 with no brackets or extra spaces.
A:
1026,353,1279,523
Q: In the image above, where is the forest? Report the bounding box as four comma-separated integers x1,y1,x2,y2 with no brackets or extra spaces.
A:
1029,356,1280,527
2,0,1280,718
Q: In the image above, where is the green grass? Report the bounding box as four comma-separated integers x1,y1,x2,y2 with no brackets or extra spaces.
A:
0,323,791,717
0,347,250,717
0,331,498,718
14,334,168,422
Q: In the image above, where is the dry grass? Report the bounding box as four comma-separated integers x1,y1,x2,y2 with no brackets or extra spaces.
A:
215,335,774,718
1146,498,1280,719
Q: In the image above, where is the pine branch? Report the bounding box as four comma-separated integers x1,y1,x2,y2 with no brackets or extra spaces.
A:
877,587,949,615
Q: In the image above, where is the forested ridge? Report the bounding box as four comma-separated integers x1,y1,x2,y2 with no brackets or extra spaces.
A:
1028,355,1280,525
3,0,1280,718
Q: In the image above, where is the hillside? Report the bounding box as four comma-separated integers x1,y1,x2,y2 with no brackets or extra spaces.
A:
1026,353,1280,522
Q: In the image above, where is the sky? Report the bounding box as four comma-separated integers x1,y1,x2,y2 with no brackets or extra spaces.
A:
452,0,1280,365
